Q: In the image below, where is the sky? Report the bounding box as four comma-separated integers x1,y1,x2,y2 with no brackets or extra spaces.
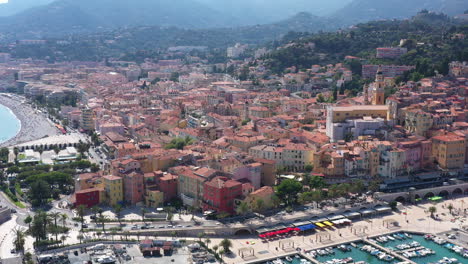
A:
0,1,7,3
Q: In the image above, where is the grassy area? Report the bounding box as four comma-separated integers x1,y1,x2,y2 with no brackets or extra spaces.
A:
14,201,26,208
15,183,24,196
0,186,26,208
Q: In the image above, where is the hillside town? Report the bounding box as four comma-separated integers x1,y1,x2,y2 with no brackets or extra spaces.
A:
0,19,468,264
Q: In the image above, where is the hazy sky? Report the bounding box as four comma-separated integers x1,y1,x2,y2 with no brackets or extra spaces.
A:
0,1,8,3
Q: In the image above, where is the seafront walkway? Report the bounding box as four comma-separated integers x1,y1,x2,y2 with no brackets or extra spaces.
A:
218,196,468,264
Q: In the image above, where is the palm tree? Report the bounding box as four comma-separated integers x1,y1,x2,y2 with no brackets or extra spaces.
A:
53,146,60,156
60,234,67,247
13,228,25,254
114,204,123,226
198,232,205,242
77,233,84,244
219,238,232,253
428,206,437,218
218,249,225,261
141,208,147,225
98,209,106,233
91,206,99,225
236,201,250,216
188,206,195,221
255,199,265,212
205,238,211,247
61,213,68,229
13,147,19,161
76,205,86,230
24,215,32,230
48,212,61,241
213,245,218,253
447,204,454,215
167,212,174,224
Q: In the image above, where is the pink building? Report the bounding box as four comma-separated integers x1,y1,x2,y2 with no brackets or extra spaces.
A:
123,172,144,205
98,121,126,135
232,163,262,189
112,158,141,175
398,141,422,172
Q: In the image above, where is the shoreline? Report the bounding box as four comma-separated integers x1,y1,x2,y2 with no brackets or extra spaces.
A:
0,93,59,148
0,102,21,145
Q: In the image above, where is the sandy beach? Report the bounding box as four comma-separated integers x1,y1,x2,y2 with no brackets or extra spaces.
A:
0,93,59,147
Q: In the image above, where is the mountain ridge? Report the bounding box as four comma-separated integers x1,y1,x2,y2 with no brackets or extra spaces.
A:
332,0,468,24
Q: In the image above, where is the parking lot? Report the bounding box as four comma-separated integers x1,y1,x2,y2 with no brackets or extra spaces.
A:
38,242,191,264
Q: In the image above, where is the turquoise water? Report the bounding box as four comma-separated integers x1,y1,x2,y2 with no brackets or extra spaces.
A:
314,243,399,264
0,103,20,143
377,234,466,264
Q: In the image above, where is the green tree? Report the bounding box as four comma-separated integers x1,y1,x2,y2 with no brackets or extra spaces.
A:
91,206,99,225
77,233,84,244
276,179,303,205
24,215,32,229
29,180,51,206
141,208,147,224
61,213,68,229
76,140,90,157
13,228,25,253
271,194,282,208
13,147,19,161
76,204,86,230
198,232,205,242
307,175,327,189
219,238,232,253
31,211,48,243
447,204,454,215
48,212,61,242
351,180,365,194
91,132,101,146
428,206,437,218
98,209,106,233
114,204,123,225
255,199,265,212
236,201,250,216
304,164,313,172
53,146,60,156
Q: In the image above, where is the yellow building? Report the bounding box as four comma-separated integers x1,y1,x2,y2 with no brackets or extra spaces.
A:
313,150,345,177
80,107,95,131
243,186,275,212
145,188,164,208
134,150,179,173
327,105,390,123
249,143,314,172
371,67,385,105
432,134,466,170
103,175,123,206
404,109,433,137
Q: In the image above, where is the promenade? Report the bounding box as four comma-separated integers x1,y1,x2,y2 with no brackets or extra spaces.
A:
209,196,468,264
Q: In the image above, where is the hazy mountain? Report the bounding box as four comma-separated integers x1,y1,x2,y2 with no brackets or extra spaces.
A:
0,0,55,17
0,0,235,36
195,0,352,24
332,0,468,24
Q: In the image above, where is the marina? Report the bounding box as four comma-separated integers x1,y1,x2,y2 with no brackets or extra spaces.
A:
256,232,468,264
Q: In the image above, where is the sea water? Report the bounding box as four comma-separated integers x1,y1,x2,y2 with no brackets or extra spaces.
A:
378,234,465,264
0,103,21,144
